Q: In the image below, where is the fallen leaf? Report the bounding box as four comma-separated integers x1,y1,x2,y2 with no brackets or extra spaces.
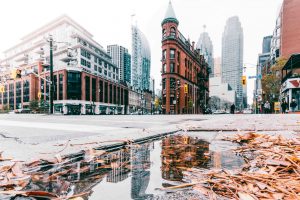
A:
238,192,257,200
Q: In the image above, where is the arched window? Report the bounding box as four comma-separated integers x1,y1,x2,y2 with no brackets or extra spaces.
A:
162,29,166,38
170,27,176,37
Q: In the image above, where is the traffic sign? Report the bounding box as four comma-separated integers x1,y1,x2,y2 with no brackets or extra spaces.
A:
248,75,262,79
274,102,280,111
184,84,188,94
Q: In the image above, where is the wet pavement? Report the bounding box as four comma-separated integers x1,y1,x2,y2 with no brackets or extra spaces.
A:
1,133,244,200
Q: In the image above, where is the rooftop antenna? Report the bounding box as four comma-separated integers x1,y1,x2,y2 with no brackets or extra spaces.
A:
203,24,207,32
131,14,135,25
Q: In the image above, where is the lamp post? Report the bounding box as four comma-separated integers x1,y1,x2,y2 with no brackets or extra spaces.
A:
49,36,54,114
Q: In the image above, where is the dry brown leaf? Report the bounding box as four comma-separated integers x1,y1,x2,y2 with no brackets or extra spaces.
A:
255,181,267,190
265,159,291,167
271,193,285,199
238,192,258,200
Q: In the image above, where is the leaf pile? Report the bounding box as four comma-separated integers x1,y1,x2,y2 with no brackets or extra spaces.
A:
0,145,133,199
165,133,300,200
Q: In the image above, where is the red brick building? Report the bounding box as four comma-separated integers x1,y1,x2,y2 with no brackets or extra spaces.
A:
0,63,128,115
281,0,300,58
161,2,209,114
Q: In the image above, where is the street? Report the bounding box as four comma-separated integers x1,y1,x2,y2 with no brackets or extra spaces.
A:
0,114,299,161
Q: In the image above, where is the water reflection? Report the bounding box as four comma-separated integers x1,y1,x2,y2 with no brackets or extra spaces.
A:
12,134,244,200
161,135,210,181
131,143,153,199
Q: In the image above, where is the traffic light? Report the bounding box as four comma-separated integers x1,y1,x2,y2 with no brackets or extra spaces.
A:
11,69,22,79
0,85,4,93
184,84,188,94
16,69,22,79
11,70,17,79
242,76,246,86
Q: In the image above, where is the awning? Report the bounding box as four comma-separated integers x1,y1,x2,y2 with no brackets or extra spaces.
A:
282,54,300,70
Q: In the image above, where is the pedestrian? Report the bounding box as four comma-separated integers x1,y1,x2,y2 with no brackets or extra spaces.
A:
281,100,288,114
264,101,271,114
230,104,235,114
290,99,297,112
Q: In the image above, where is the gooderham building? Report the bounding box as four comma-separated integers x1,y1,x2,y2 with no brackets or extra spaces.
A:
161,2,209,114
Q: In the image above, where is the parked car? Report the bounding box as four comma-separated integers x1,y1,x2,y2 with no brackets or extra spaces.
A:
243,109,252,114
204,108,212,114
15,108,31,114
213,110,226,114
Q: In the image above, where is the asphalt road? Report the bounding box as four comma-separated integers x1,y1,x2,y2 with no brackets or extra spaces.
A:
0,113,299,162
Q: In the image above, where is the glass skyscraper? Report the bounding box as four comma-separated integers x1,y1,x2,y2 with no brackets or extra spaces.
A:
107,45,131,84
196,31,214,77
131,25,151,90
221,16,244,108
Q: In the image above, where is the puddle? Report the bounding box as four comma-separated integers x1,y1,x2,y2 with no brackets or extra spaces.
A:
2,134,244,200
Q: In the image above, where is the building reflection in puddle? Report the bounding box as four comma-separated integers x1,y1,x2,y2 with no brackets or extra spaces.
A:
161,135,210,182
20,134,244,200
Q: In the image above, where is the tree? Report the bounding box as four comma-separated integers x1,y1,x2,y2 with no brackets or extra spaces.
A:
208,96,220,110
188,99,194,109
29,100,39,112
261,57,287,103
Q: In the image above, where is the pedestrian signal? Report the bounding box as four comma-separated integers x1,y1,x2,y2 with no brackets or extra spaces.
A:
242,76,246,85
184,84,188,94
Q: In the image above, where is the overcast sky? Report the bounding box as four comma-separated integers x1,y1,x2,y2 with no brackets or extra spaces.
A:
0,0,283,104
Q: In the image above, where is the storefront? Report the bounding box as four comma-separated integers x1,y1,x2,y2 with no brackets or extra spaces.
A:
281,79,300,111
65,104,82,115
281,54,300,112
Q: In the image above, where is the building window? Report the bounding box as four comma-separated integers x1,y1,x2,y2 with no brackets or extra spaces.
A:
98,67,102,73
162,64,166,73
81,48,91,59
162,78,166,89
59,74,63,100
23,80,30,102
85,76,90,101
170,63,175,73
53,75,57,100
86,61,91,68
170,27,176,36
162,50,166,60
92,78,96,101
81,58,86,66
170,49,175,59
170,78,176,89
99,80,103,102
104,82,108,103
162,29,166,38
177,52,180,62
94,65,97,71
67,72,81,100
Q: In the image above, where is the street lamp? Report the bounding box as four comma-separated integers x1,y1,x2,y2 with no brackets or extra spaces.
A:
36,35,77,114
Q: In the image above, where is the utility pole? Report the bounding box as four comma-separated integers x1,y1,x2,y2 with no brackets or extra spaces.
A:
49,35,54,114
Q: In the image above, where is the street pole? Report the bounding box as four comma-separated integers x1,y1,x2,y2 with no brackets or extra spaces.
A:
49,35,54,114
